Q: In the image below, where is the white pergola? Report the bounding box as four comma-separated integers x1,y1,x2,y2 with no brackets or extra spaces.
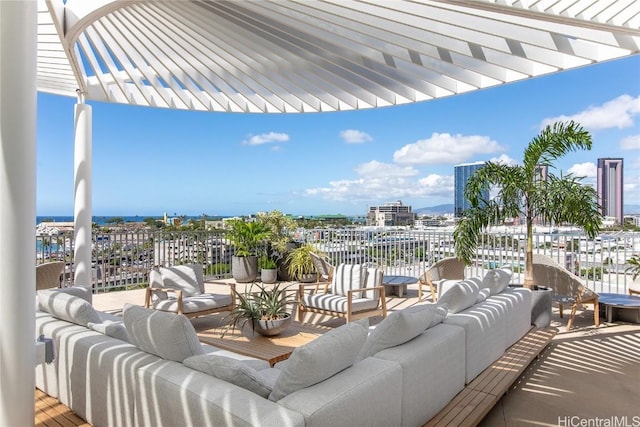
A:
2,0,639,424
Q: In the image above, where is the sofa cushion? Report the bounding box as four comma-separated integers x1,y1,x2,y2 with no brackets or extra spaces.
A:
476,287,491,304
87,320,130,342
437,279,480,314
332,264,365,297
482,267,513,295
269,321,368,401
37,289,101,326
123,304,203,362
159,264,202,296
357,304,447,360
184,354,274,398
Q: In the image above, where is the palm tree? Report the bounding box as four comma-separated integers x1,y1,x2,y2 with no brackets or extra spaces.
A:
626,256,640,280
453,121,602,288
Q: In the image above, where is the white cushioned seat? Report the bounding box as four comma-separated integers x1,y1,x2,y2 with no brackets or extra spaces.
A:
373,323,465,426
486,287,532,348
444,299,506,383
152,293,233,314
301,294,379,313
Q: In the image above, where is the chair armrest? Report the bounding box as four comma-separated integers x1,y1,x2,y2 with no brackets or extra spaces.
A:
144,287,184,314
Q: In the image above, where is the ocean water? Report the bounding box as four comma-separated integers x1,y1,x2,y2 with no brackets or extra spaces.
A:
37,215,163,226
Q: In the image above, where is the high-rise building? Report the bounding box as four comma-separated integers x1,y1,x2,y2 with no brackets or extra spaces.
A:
454,162,487,217
366,200,415,226
597,158,624,224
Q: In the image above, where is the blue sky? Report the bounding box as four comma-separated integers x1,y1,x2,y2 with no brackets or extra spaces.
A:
37,55,640,217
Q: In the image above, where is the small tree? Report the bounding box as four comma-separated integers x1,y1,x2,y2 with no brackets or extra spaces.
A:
453,121,602,288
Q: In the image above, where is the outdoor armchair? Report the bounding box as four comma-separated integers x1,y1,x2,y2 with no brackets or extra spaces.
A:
532,254,599,329
297,263,387,323
309,252,334,293
36,261,65,290
144,264,235,319
418,257,466,302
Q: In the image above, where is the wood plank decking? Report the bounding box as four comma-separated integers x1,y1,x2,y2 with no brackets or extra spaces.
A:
35,389,89,427
425,326,558,427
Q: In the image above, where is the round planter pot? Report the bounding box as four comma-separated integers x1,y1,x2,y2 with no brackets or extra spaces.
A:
232,256,258,283
260,269,277,284
299,273,317,283
252,314,292,336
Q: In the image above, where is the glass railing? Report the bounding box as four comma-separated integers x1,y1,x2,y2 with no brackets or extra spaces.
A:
36,227,640,294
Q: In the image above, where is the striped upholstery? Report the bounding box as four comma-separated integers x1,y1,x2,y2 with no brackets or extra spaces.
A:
332,264,366,297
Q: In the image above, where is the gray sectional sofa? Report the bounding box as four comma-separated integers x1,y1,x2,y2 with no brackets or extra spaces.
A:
35,266,531,427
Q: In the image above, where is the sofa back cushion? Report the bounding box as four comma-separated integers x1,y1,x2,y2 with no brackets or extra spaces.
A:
37,289,101,326
184,354,274,398
159,264,203,296
331,264,366,297
268,321,368,401
123,304,203,362
357,304,447,361
482,267,513,295
437,279,480,314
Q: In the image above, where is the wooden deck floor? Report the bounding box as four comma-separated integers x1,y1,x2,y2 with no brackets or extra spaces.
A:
35,389,89,427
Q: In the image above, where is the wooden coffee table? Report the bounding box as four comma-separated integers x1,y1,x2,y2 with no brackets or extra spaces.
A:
198,320,330,366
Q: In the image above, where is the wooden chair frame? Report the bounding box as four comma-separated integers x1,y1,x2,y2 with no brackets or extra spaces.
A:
418,257,465,302
144,280,236,319
297,283,387,323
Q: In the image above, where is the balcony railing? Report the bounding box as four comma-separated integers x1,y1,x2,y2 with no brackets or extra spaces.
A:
36,228,640,294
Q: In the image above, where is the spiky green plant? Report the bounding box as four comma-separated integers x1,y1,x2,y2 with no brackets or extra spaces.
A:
225,219,272,257
626,256,640,280
222,282,294,337
453,121,602,288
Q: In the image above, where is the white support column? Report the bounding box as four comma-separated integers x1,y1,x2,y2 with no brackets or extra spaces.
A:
0,2,37,425
74,96,93,288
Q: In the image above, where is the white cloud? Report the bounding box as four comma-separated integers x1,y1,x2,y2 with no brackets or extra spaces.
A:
620,134,640,150
624,175,640,204
340,129,372,144
242,132,289,146
567,162,597,178
490,154,518,165
540,94,640,130
304,160,452,202
393,132,504,165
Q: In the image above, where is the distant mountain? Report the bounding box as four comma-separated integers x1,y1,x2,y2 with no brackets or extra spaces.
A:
414,204,640,215
414,204,454,215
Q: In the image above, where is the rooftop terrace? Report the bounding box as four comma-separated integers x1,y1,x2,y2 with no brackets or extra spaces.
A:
56,282,637,427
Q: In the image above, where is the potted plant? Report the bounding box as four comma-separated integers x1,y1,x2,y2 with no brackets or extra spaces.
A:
222,282,294,337
259,255,278,284
286,243,319,283
255,210,298,280
225,219,272,283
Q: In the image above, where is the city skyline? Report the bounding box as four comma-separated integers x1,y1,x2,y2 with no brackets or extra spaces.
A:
37,56,640,217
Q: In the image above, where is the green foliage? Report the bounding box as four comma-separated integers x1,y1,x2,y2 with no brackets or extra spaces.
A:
453,121,602,287
626,256,640,280
222,282,294,337
105,217,124,225
259,256,277,270
206,263,230,275
256,210,296,253
225,220,272,257
286,243,318,279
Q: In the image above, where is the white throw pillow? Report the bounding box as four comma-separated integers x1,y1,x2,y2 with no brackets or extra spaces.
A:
357,303,447,361
482,267,513,295
184,354,274,398
476,288,492,304
159,264,202,297
437,279,480,314
123,304,203,362
37,290,101,326
87,320,130,343
268,321,368,401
